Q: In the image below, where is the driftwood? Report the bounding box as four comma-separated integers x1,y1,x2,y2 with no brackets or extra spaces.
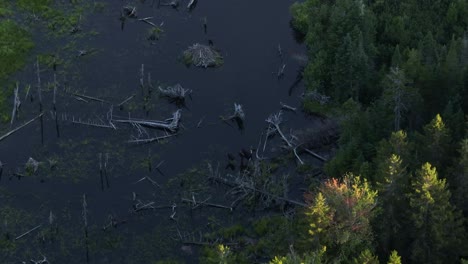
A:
280,102,296,112
160,0,179,8
0,113,44,142
128,133,177,144
72,92,108,103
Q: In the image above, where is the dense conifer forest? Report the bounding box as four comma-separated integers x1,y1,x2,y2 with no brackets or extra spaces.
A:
265,0,468,262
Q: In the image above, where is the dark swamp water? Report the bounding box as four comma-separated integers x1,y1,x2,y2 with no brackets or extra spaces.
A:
0,0,328,263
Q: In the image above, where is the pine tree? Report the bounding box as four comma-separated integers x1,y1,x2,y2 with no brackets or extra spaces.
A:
409,163,466,263
419,114,451,171
374,154,410,258
307,174,378,262
387,250,402,264
353,249,379,264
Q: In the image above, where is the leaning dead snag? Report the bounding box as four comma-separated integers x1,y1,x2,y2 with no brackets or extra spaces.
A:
187,0,197,9
118,94,135,108
140,64,145,94
183,43,223,68
265,111,292,147
10,82,21,126
122,5,137,18
71,92,108,103
277,64,286,79
36,58,44,145
104,153,110,188
221,103,245,130
139,17,158,28
0,113,44,143
53,74,60,137
265,111,305,164
82,194,89,263
99,153,104,190
15,224,42,240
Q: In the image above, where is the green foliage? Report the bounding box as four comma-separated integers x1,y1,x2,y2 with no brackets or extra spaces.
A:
352,249,379,264
270,248,325,264
0,20,34,80
307,174,377,261
201,244,237,264
17,0,52,12
417,114,451,171
387,250,402,264
409,163,466,263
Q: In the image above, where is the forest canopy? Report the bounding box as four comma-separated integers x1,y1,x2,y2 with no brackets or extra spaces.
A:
270,0,468,262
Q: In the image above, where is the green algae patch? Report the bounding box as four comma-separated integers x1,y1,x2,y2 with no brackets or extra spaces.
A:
0,19,34,122
17,0,52,11
0,20,34,80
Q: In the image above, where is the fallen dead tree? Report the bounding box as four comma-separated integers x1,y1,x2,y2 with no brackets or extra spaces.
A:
181,194,232,211
264,111,327,163
122,6,137,18
128,133,177,144
160,0,179,8
221,103,245,130
0,113,44,143
207,162,307,208
113,110,182,133
72,106,116,130
183,43,223,68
